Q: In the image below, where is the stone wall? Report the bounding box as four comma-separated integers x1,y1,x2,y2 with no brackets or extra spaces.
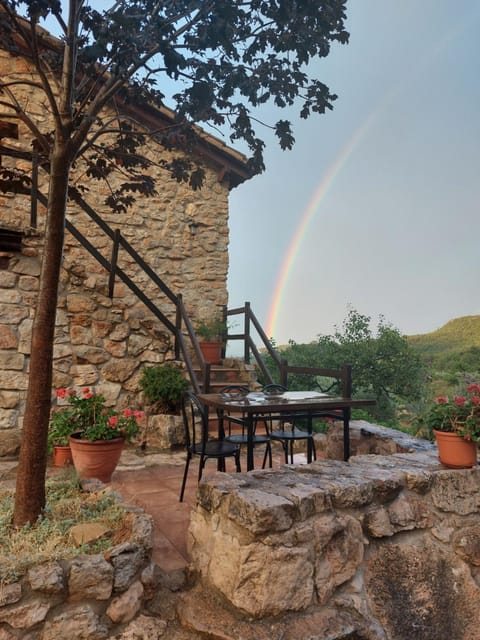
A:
0,509,158,639
187,444,480,639
0,47,238,451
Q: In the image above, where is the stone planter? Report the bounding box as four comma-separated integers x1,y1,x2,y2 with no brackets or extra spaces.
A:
433,429,478,468
147,414,184,449
69,433,125,482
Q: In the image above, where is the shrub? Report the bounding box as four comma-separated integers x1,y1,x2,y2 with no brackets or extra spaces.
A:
139,364,189,413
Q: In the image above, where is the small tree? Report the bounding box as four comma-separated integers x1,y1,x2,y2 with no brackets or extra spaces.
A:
0,0,349,525
261,307,426,422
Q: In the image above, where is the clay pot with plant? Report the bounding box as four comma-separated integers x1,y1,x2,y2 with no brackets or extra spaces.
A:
419,383,480,468
53,387,143,482
48,408,74,467
196,317,226,364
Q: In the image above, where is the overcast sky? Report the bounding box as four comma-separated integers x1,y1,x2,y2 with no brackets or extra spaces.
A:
226,0,480,346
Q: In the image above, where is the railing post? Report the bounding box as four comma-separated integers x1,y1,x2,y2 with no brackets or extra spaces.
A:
221,304,227,360
205,362,211,393
108,229,121,298
244,301,251,364
343,363,353,398
280,359,288,388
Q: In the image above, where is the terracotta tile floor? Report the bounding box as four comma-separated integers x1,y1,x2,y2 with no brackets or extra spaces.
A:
110,446,290,572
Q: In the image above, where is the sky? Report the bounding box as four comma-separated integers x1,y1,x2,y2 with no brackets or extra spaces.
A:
226,0,480,346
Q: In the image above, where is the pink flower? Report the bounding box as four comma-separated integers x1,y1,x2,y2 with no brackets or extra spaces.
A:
435,397,448,404
123,409,133,418
56,388,67,399
471,395,480,405
467,383,480,394
454,396,466,407
108,416,118,427
68,388,76,396
133,410,144,419
83,391,93,399
82,387,91,396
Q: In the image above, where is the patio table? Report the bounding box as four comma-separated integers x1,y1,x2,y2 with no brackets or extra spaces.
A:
197,391,376,471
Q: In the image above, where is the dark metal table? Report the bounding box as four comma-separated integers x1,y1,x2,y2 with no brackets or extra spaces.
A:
198,391,376,471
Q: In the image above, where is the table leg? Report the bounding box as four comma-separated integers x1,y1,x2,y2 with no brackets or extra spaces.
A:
307,413,313,463
343,408,350,461
217,409,225,471
246,414,254,471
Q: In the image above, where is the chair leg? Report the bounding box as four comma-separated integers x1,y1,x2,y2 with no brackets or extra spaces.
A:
312,439,317,461
198,456,206,483
262,441,272,469
289,441,294,465
179,453,191,502
234,451,241,472
282,441,289,465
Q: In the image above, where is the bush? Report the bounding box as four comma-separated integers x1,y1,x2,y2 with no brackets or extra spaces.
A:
139,364,189,413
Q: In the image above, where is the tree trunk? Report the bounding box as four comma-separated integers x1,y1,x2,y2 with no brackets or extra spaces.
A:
13,146,71,526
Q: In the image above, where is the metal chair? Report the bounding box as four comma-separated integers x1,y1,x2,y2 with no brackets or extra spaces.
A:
220,385,272,469
179,391,241,501
264,384,317,465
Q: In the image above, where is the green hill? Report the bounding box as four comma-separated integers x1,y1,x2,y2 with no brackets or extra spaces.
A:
408,315,480,372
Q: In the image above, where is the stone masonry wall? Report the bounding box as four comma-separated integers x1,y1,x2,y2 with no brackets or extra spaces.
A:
0,47,235,452
187,444,480,640
0,508,157,639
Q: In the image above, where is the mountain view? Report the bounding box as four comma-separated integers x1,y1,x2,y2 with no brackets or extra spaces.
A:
407,315,480,373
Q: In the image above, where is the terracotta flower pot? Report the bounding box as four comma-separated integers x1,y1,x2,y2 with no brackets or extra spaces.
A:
69,433,125,482
199,340,222,364
52,445,73,467
433,429,478,469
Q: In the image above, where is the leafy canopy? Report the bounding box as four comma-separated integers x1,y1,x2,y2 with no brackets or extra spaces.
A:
0,0,349,208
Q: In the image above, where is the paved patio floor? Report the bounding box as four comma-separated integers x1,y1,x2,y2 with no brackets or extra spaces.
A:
111,445,291,572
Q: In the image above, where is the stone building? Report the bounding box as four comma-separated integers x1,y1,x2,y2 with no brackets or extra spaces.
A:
0,38,251,454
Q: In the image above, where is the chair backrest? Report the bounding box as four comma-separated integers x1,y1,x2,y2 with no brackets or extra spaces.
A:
182,391,208,451
278,364,352,399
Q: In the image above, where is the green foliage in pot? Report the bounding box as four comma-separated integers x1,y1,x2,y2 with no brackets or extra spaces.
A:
48,410,75,453
196,317,226,342
139,364,189,414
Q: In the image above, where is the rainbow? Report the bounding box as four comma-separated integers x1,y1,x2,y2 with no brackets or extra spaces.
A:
265,114,374,341
265,8,476,343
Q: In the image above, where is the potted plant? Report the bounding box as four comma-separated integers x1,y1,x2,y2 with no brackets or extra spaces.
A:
139,364,189,413
421,383,480,468
196,316,226,364
54,387,143,482
48,407,75,467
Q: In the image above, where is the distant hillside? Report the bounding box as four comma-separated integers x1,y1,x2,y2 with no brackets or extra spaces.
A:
408,315,480,371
